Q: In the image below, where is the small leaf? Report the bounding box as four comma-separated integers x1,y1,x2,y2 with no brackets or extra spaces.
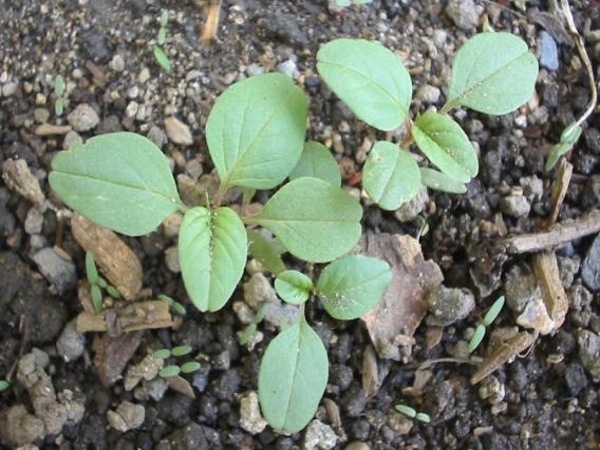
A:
239,323,257,345
412,112,478,183
468,324,486,353
419,167,467,194
335,0,372,7
206,73,308,190
179,206,247,312
259,317,328,432
158,294,174,305
153,45,171,72
180,361,201,374
275,270,314,305
85,251,98,284
445,32,538,115
106,285,120,299
160,9,169,27
153,349,171,360
545,124,583,171
415,413,431,423
317,38,412,131
171,345,193,357
483,295,505,326
362,141,421,210
395,404,417,418
289,141,341,187
316,255,392,320
248,177,362,263
49,132,181,236
96,276,108,289
54,75,65,96
158,28,167,46
159,365,181,378
172,302,187,316
90,284,103,313
0,380,10,392
55,98,64,116
247,230,287,275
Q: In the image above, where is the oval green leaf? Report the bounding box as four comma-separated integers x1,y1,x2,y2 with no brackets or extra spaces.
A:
247,230,287,275
179,206,247,312
412,112,478,183
259,317,328,432
180,361,201,374
419,167,467,194
248,177,362,263
289,141,341,187
206,73,308,190
153,349,171,360
363,141,421,210
468,324,486,353
49,132,181,236
85,251,98,284
159,365,180,378
317,38,412,131
171,345,193,357
483,295,505,326
153,45,171,72
275,270,314,305
316,255,392,320
445,32,539,115
0,380,10,392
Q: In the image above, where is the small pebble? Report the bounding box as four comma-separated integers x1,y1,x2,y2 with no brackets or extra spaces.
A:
67,103,100,132
109,54,126,72
2,81,18,96
164,117,193,146
416,84,441,104
303,419,338,450
539,31,559,71
582,233,600,291
239,391,267,434
107,401,145,432
56,319,86,362
445,0,479,31
426,285,475,326
500,194,531,218
32,247,77,294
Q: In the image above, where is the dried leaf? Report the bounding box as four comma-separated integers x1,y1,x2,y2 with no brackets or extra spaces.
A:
360,233,443,360
71,214,142,300
94,331,143,387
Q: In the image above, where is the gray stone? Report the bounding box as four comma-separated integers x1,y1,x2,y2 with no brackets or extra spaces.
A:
164,246,181,273
243,272,277,309
426,285,475,326
504,264,540,314
67,103,100,132
303,419,338,450
2,81,18,96
445,0,479,31
147,125,168,149
582,233,600,291
277,58,297,78
578,330,600,382
109,53,125,72
56,319,86,362
239,391,267,434
416,84,441,104
394,187,428,222
500,194,531,218
107,401,145,432
24,207,44,235
164,117,193,146
32,247,76,294
539,31,559,71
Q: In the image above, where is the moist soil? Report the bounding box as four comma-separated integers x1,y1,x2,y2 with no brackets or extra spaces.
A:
2,0,600,449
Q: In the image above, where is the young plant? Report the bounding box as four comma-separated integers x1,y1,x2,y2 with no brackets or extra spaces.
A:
153,9,171,72
317,32,538,208
48,72,389,431
153,345,201,378
0,380,9,392
468,295,505,353
395,404,431,424
158,294,187,316
85,251,120,313
54,75,65,116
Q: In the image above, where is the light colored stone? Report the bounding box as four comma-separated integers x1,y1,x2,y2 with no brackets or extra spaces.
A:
303,419,338,450
67,103,100,132
239,391,267,434
164,116,193,146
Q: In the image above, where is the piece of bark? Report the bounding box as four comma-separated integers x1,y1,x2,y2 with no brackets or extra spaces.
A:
360,233,444,361
500,209,600,254
201,0,222,44
362,345,379,399
77,301,172,334
532,251,568,333
71,214,142,301
547,159,573,227
2,159,46,210
94,330,144,387
471,331,536,385
166,375,196,399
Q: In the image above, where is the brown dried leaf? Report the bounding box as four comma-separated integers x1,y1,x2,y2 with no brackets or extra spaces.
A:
71,214,142,300
360,233,444,360
94,331,143,387
166,375,196,399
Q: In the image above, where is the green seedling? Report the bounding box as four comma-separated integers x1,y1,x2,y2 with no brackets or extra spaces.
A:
153,9,171,72
154,346,200,378
334,0,372,7
48,29,533,433
54,75,65,116
317,32,538,209
0,380,10,392
158,294,187,316
85,252,120,313
469,295,505,353
239,303,268,346
395,404,431,423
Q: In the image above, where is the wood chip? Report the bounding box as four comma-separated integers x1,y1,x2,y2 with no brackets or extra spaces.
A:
360,233,444,361
546,160,573,227
201,0,222,44
71,214,142,301
470,331,536,385
77,300,172,334
362,345,379,399
2,159,46,210
532,251,568,333
94,330,144,387
34,123,72,135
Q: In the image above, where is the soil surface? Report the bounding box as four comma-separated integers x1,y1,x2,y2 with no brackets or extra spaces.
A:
2,0,600,449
